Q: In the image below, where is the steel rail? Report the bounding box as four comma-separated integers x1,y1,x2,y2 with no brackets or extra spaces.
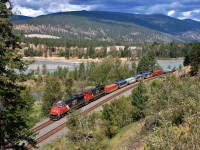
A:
32,120,54,133
27,74,166,149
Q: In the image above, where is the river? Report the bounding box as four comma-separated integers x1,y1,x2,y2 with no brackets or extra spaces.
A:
27,58,183,74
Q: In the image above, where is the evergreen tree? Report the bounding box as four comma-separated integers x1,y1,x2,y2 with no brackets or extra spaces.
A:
64,77,74,97
169,41,178,58
42,64,47,75
36,66,40,75
183,53,191,66
190,43,200,76
183,44,192,67
72,67,78,80
137,51,156,73
78,62,86,80
131,81,149,119
0,1,35,149
102,97,133,137
88,46,95,58
130,61,137,76
41,75,62,116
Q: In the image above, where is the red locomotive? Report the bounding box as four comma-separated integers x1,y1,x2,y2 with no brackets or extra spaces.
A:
50,93,85,120
50,85,105,120
84,85,105,103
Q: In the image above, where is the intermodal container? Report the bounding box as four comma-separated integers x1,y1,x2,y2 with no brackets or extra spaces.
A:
115,80,128,88
125,77,136,84
142,72,152,79
152,70,164,76
163,69,173,74
136,74,144,81
104,84,118,94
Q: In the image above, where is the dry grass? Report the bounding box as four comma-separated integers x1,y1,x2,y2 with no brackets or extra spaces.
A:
108,119,146,150
173,66,191,77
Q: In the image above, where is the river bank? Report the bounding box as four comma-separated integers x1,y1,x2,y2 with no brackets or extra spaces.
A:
23,56,102,62
23,56,184,62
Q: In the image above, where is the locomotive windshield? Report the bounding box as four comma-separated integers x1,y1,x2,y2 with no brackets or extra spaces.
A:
53,101,64,108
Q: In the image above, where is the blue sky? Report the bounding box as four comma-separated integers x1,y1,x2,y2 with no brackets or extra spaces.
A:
11,0,200,21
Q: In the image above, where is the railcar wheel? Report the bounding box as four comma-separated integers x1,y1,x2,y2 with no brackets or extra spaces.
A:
85,101,89,105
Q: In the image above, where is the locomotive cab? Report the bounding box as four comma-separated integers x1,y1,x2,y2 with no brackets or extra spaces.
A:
49,101,70,120
84,85,105,103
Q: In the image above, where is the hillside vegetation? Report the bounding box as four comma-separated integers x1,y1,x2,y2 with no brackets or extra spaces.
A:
42,75,200,150
13,11,200,42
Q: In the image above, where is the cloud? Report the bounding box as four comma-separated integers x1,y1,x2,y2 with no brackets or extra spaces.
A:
178,9,200,21
12,5,44,17
168,10,175,16
47,2,99,14
11,0,99,17
10,0,200,21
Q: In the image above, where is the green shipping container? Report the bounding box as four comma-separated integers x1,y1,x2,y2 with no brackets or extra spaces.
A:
125,77,136,84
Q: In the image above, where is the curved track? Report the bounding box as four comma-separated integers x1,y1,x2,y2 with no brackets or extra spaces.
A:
27,74,167,149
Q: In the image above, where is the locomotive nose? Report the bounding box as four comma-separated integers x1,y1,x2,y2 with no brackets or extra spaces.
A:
50,107,60,115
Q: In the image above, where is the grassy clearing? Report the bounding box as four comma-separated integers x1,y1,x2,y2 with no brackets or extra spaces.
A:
108,119,146,150
41,136,74,150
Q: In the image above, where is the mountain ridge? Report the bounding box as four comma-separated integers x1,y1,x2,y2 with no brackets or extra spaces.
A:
13,11,200,42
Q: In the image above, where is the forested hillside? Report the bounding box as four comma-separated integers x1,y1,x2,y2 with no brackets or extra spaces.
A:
13,11,200,42
41,74,200,150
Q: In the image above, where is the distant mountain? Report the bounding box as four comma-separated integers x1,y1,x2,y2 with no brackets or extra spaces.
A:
11,15,32,22
13,11,200,42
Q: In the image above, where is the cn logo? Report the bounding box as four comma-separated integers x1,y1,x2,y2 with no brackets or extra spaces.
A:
72,99,77,105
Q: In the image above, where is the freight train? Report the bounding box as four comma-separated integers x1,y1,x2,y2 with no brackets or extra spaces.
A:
49,69,169,120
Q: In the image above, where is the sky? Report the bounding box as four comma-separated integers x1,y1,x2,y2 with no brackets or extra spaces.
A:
11,0,200,22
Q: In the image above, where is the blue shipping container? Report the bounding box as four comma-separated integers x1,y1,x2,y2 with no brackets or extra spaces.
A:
136,74,144,80
142,72,152,76
115,80,127,86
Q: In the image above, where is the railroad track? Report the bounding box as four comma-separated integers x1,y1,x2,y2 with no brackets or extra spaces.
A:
27,75,166,149
33,120,54,133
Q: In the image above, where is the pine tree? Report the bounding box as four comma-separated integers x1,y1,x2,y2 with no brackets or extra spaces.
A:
130,61,136,76
137,51,156,73
42,64,47,75
131,81,149,119
0,1,35,149
78,62,86,80
190,43,200,76
102,97,133,137
64,77,74,97
41,75,62,116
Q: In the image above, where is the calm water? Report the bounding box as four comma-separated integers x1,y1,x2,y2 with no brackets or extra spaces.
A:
27,59,183,74
27,60,82,73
